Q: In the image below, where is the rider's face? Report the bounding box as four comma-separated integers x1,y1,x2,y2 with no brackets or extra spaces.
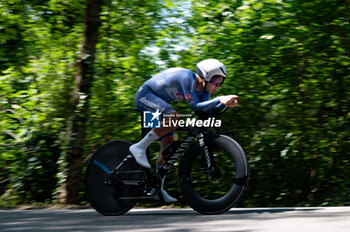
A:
205,76,223,94
206,82,220,94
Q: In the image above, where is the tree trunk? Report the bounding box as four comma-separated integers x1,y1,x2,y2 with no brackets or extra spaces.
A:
60,0,103,204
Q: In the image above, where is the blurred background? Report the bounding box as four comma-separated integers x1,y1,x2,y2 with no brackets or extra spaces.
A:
0,0,349,208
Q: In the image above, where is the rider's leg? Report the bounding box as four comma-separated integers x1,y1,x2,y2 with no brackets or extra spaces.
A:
157,134,174,165
129,130,159,168
156,134,177,203
130,112,180,169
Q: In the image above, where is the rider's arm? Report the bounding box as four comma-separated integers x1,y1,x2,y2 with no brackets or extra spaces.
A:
182,79,223,113
192,95,223,113
179,70,223,113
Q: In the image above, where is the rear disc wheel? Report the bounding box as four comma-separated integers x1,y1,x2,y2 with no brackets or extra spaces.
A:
85,140,143,216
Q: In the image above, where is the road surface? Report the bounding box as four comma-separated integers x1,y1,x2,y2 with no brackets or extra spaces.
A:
1,207,349,232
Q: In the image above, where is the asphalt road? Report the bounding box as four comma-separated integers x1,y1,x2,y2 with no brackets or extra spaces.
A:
1,207,349,232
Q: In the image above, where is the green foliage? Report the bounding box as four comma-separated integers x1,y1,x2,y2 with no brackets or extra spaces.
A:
175,0,350,207
0,0,349,207
0,0,167,205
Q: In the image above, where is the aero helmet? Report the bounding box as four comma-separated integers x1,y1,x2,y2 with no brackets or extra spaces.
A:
195,59,227,83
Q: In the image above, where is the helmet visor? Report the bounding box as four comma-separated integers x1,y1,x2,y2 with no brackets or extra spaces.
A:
209,75,224,86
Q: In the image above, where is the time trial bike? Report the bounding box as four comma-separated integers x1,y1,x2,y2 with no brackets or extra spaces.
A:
85,107,248,215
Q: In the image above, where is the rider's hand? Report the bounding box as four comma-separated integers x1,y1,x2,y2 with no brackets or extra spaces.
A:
219,95,238,108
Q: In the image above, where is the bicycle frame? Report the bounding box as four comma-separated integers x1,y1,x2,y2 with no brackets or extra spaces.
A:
156,127,219,179
111,126,219,186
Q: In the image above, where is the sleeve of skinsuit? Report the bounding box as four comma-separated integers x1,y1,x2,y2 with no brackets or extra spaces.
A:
197,93,224,113
180,70,223,113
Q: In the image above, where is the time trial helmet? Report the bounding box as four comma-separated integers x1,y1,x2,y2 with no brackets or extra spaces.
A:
195,59,227,84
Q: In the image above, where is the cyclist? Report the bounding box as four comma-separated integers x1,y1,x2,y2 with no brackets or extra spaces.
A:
129,59,238,203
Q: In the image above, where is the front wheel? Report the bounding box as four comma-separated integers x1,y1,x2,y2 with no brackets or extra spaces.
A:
178,135,248,214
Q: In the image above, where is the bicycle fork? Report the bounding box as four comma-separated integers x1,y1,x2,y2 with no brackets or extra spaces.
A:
196,132,222,180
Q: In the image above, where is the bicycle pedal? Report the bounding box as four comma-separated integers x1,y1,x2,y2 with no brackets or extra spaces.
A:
149,194,160,201
143,187,158,197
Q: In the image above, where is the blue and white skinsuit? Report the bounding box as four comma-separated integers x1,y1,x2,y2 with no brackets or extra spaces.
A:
135,67,223,116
